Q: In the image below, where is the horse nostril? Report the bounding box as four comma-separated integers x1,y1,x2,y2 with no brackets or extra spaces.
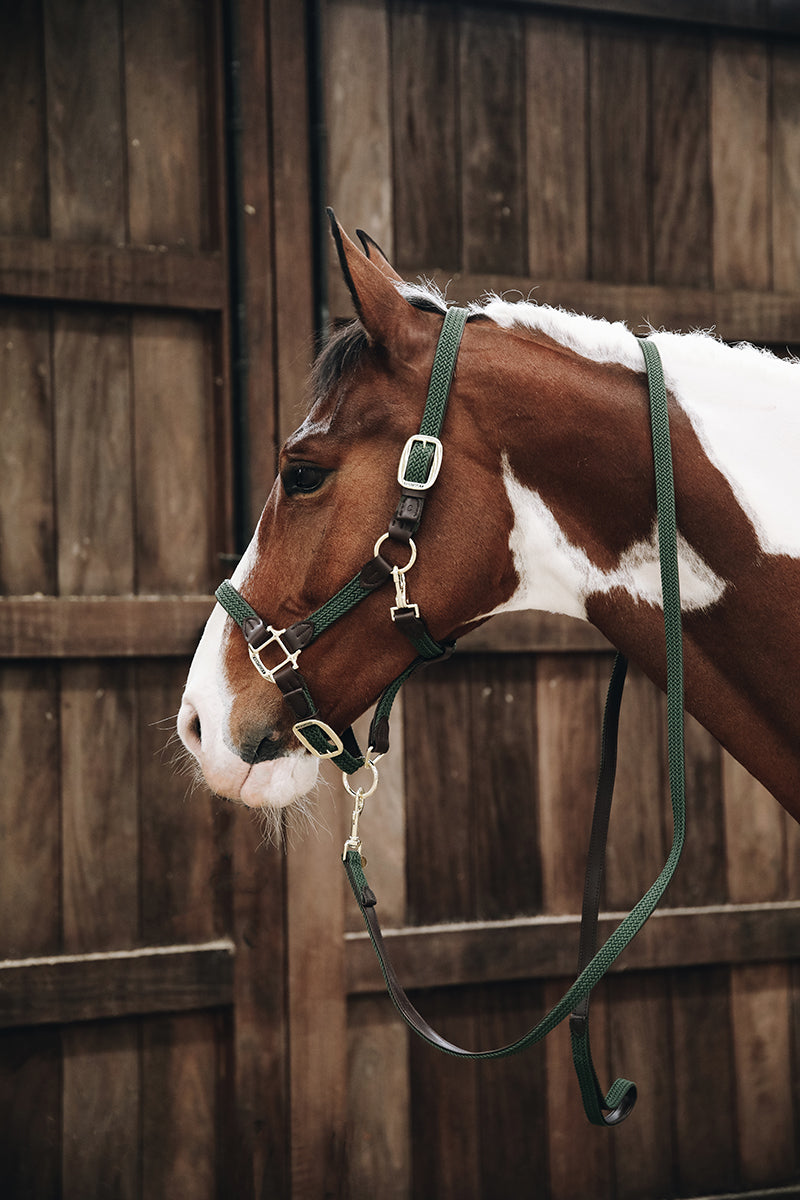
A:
190,714,201,744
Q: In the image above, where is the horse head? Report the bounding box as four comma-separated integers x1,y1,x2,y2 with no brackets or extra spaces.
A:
177,215,519,809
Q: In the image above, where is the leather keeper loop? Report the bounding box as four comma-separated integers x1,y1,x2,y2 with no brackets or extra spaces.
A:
242,616,267,646
283,621,315,652
359,554,393,590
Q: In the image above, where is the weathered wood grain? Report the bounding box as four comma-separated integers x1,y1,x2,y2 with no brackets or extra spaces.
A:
62,1020,139,1200
670,966,737,1194
44,0,125,243
326,0,393,322
0,237,226,309
0,942,234,1027
141,1013,217,1200
345,900,800,994
0,1029,61,1199
588,20,650,283
459,8,526,275
54,311,134,595
651,32,712,287
772,42,800,292
731,963,796,1187
132,314,213,593
0,6,47,237
346,996,411,1200
124,0,208,250
525,13,588,280
390,1,460,271
711,35,770,289
0,595,213,658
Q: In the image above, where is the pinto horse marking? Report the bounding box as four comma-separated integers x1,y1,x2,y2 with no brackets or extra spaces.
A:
178,219,800,821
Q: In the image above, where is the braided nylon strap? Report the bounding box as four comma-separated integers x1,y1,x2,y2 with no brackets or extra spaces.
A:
405,306,468,484
346,336,688,1126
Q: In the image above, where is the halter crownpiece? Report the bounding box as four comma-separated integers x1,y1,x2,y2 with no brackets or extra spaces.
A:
216,302,687,1129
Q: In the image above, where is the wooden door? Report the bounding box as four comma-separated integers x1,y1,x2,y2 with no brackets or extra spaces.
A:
323,3,800,1197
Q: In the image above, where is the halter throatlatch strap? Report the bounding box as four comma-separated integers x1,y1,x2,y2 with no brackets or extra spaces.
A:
345,336,687,1128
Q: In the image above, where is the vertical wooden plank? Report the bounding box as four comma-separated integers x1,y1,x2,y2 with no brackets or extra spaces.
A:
390,0,460,271
237,0,278,527
53,312,134,596
525,14,588,281
711,35,770,289
723,752,786,903
346,997,411,1200
141,1014,218,1200
588,21,650,283
665,711,726,907
545,979,613,1198
651,31,712,287
62,1021,140,1200
0,310,54,594
287,790,348,1199
132,314,212,594
730,963,795,1188
0,3,48,236
270,0,317,448
609,974,674,1200
476,982,549,1194
773,42,800,292
404,658,474,924
124,0,208,249
0,1028,62,1200
604,664,668,911
61,663,139,952
671,967,738,1195
409,989,481,1200
459,8,526,276
536,654,604,914
326,0,393,321
44,0,126,243
469,656,541,921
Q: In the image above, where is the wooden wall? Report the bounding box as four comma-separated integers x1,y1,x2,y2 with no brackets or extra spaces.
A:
2,2,800,1198
325,3,800,1197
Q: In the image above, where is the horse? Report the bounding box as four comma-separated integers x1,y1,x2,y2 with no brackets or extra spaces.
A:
177,213,800,830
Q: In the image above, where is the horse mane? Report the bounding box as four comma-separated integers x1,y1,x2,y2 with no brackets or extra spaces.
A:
312,277,799,410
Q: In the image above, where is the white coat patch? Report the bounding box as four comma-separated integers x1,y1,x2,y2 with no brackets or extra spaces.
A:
493,460,727,621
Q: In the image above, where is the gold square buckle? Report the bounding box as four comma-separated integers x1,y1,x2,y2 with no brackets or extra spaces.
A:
293,718,345,759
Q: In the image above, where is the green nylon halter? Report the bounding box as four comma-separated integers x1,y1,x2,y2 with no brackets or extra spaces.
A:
217,313,686,1128
343,334,686,1127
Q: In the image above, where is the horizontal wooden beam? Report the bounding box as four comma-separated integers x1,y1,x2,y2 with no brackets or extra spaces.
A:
0,940,235,1028
388,276,800,346
0,595,214,658
345,901,800,995
460,610,611,654
0,236,226,311
421,0,800,36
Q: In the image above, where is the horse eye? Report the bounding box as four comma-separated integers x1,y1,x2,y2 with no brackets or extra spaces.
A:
282,464,327,496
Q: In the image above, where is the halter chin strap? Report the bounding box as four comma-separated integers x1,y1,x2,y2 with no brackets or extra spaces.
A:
215,304,469,774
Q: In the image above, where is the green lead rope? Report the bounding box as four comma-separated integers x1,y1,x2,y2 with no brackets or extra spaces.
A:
345,336,687,1126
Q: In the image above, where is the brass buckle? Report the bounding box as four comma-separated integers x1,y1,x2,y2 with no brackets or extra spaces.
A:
397,434,443,491
293,718,345,759
247,626,301,683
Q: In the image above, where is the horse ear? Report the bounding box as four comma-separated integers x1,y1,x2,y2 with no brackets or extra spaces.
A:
356,228,405,283
327,208,420,346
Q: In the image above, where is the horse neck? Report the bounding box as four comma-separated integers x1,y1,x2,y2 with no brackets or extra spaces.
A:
469,324,800,816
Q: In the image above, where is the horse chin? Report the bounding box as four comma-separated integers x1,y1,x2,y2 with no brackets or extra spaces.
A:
238,752,320,810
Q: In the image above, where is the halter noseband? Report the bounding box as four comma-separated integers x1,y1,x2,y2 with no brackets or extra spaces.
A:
215,304,470,775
